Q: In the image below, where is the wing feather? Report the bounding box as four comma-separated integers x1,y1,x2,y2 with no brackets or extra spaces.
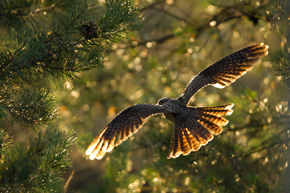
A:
178,43,269,104
86,104,170,160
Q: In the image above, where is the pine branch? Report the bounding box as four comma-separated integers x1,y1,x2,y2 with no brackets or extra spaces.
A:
0,0,31,27
81,0,141,42
0,85,56,128
0,1,142,191
0,0,141,85
270,48,290,81
0,127,76,192
0,129,12,153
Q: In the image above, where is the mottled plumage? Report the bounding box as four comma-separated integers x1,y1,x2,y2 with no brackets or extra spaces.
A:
86,43,269,160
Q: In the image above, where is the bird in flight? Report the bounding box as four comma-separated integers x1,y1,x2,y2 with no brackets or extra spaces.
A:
86,43,269,160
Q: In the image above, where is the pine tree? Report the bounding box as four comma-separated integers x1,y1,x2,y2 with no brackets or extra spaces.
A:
0,0,141,192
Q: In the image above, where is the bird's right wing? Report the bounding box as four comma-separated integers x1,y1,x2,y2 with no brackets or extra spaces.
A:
178,43,269,105
86,104,170,160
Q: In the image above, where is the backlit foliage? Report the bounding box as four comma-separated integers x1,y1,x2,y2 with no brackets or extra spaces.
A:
60,0,290,192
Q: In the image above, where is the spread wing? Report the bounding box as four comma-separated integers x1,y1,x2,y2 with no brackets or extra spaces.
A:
86,104,170,160
178,43,269,105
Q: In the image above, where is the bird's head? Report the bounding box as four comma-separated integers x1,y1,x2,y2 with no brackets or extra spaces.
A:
158,97,172,105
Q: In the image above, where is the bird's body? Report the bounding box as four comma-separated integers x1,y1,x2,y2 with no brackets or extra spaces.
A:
158,98,189,122
86,43,269,160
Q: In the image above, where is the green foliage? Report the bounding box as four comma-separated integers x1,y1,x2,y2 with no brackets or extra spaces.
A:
97,0,141,39
0,0,141,192
0,129,12,153
0,0,141,85
0,0,32,27
0,86,56,128
60,0,290,192
271,48,290,81
0,127,76,192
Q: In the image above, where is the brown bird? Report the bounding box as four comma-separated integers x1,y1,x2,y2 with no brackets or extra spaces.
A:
86,43,269,160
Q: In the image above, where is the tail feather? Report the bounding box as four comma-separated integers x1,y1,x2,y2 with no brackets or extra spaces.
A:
181,129,193,153
172,128,182,158
200,114,228,126
195,104,234,116
198,118,223,135
195,103,234,135
167,104,234,159
183,128,200,152
179,130,188,156
194,125,213,145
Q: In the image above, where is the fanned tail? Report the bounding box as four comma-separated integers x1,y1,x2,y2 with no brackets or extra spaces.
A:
195,103,234,135
167,104,234,159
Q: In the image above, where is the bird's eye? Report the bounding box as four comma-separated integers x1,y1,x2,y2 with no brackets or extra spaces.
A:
158,99,164,105
158,98,167,105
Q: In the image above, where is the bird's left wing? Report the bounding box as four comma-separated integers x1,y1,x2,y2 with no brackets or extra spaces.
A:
86,104,170,160
178,43,269,105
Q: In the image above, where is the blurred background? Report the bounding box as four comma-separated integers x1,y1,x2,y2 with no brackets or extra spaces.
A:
1,0,290,192
61,0,289,192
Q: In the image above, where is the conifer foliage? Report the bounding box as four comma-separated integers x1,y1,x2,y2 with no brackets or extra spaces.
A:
64,0,289,192
0,0,141,192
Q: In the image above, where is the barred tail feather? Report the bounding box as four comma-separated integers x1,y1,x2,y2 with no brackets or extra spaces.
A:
168,123,213,159
167,104,234,159
195,103,233,135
